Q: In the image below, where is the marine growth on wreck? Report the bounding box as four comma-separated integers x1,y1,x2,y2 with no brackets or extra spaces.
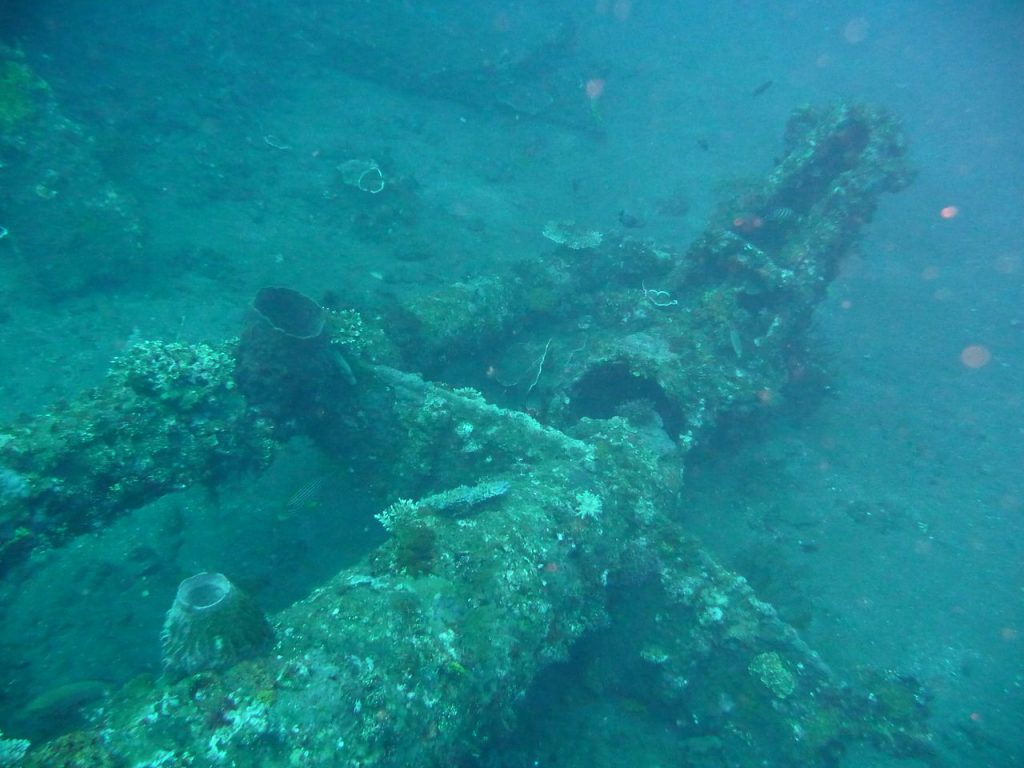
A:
0,99,936,768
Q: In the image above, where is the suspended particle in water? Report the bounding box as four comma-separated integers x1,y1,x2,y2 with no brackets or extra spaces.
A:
959,344,991,369
843,17,870,44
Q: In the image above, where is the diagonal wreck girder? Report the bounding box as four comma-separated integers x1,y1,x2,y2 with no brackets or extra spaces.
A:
20,366,934,767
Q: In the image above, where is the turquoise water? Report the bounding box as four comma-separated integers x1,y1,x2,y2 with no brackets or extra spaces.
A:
0,2,1021,766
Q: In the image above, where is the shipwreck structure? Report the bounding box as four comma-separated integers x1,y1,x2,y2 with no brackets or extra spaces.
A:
0,104,936,767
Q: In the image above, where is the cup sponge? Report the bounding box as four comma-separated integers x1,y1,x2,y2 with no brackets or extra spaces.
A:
161,572,272,676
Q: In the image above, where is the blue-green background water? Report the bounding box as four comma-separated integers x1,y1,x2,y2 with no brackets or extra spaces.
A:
0,1,1021,765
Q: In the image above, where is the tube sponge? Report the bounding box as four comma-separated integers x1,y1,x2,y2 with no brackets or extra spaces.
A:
161,572,272,676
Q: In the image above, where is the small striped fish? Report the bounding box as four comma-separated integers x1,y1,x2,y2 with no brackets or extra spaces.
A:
765,206,796,223
284,472,334,514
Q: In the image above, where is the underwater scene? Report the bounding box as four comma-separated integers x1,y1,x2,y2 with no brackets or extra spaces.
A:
0,1,1021,766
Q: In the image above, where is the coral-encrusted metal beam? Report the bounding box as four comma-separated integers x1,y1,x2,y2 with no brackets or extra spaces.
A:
22,366,933,766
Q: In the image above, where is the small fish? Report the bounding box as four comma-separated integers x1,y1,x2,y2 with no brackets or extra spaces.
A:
765,206,796,223
751,80,774,97
618,210,645,228
729,328,744,359
284,472,334,514
696,137,710,152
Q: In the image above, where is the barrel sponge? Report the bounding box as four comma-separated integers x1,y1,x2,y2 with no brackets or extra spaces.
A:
161,572,272,676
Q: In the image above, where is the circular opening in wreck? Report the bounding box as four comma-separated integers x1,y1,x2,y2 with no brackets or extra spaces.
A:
567,362,684,442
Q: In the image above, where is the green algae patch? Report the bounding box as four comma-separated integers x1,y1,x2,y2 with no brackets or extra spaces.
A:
0,59,48,133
